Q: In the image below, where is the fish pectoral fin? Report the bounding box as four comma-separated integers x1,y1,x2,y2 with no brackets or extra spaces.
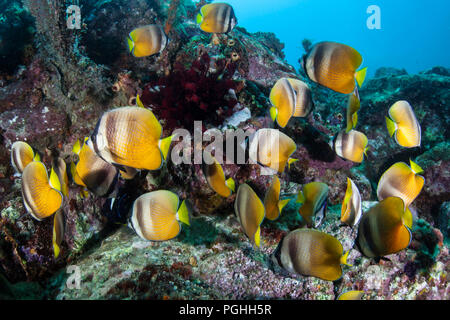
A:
355,67,367,88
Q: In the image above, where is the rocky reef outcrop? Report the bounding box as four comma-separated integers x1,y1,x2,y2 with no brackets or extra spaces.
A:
0,0,448,299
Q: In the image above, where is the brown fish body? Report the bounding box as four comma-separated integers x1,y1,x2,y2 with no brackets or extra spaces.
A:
75,140,119,197
356,197,412,258
272,229,346,281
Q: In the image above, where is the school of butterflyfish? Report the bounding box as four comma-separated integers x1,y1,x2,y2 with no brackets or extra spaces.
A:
10,2,426,298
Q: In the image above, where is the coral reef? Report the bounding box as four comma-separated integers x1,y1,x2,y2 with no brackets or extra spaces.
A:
0,0,448,300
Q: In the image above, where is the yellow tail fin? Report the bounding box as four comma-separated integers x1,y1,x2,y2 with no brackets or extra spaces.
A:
403,207,414,229
385,116,397,137
33,152,41,162
355,67,367,88
269,107,278,122
159,135,174,161
49,167,62,192
136,94,145,108
409,159,424,175
296,191,305,204
278,198,291,213
53,241,60,259
364,146,370,157
196,13,203,24
340,250,352,267
177,200,190,226
288,158,298,170
127,37,134,53
225,177,235,192
72,139,81,155
352,112,358,128
254,226,261,248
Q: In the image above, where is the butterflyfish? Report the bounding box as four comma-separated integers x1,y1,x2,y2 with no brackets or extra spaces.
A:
385,100,421,148
340,178,362,227
356,196,412,258
234,184,265,247
11,141,40,174
53,209,64,258
297,182,328,228
248,128,297,174
130,190,190,241
377,160,424,210
91,106,173,171
202,151,235,197
21,161,63,221
332,129,369,163
302,41,367,94
72,138,119,197
346,90,361,133
264,175,291,221
197,3,237,34
337,290,364,300
271,228,352,281
127,24,168,58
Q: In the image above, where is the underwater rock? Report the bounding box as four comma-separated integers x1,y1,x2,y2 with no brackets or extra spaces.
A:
0,0,35,75
374,67,408,78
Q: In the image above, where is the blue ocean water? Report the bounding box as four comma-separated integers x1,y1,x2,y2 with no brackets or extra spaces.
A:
221,0,450,77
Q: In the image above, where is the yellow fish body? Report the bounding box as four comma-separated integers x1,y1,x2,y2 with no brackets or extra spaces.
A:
72,138,119,197
21,161,63,221
234,184,265,247
91,106,173,172
340,177,362,227
248,128,297,174
377,160,424,209
130,190,190,241
128,24,168,58
385,101,421,148
356,197,412,258
11,141,40,174
202,151,235,197
272,229,352,281
346,90,361,133
333,129,369,163
297,182,328,228
302,41,367,94
197,3,237,34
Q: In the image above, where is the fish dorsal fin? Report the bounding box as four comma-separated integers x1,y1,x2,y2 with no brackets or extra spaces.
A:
49,167,62,192
409,159,423,175
176,200,190,226
225,177,235,192
159,135,174,161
